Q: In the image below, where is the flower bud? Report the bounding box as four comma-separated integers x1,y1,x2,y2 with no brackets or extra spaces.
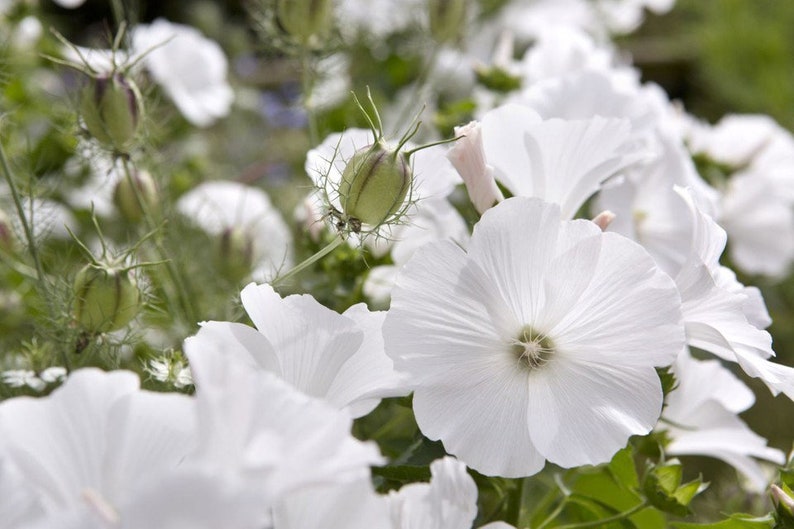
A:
79,73,143,152
113,169,159,223
215,226,256,281
428,0,467,44
73,263,141,333
448,121,503,214
339,141,412,228
772,484,794,523
276,0,333,44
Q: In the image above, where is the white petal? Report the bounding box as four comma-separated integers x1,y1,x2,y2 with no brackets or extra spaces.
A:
527,361,662,466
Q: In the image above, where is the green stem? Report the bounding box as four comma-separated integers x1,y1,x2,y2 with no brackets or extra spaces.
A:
301,49,319,147
506,478,526,527
120,158,197,328
272,236,343,287
535,498,568,529
0,140,45,284
554,500,649,529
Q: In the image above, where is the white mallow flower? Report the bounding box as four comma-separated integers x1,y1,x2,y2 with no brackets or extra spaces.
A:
0,368,196,525
176,180,293,282
480,103,647,220
387,457,478,529
671,187,794,400
661,351,785,492
133,18,233,127
383,197,685,477
185,282,410,418
274,456,478,529
185,343,385,500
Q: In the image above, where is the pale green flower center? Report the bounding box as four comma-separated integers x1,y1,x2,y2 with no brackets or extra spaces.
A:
512,325,555,370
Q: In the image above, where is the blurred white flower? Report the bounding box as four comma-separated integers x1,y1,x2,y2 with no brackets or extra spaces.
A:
51,0,87,8
185,282,409,418
384,197,684,477
176,180,293,282
0,369,196,525
133,19,234,127
662,351,784,492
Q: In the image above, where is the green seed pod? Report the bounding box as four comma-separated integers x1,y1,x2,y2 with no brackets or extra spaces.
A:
428,0,467,44
79,73,143,152
73,264,141,333
339,141,412,228
113,169,159,223
276,0,333,44
215,226,256,282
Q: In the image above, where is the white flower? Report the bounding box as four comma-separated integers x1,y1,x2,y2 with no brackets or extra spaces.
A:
0,368,196,523
1,370,45,391
662,351,784,492
185,343,385,500
51,0,87,8
383,197,684,477
185,282,409,418
176,180,293,282
480,103,646,219
387,457,478,529
133,19,233,127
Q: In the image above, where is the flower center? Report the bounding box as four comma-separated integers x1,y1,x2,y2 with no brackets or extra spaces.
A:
511,325,555,370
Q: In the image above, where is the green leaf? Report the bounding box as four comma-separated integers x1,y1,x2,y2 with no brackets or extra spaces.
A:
609,447,640,490
370,464,431,484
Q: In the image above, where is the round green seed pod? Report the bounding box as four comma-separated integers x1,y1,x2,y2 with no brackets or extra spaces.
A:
428,0,468,44
338,141,412,228
276,0,333,44
73,264,141,333
79,73,143,153
113,169,159,223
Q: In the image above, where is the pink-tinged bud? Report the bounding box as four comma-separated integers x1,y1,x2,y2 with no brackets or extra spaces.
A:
772,484,794,521
591,210,616,231
448,121,504,214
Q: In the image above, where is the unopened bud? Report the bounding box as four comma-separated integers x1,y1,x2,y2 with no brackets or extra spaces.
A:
216,226,256,281
113,169,159,223
339,141,412,229
448,121,503,214
591,210,616,231
772,484,794,522
428,0,467,44
276,0,333,44
79,73,143,152
73,263,141,333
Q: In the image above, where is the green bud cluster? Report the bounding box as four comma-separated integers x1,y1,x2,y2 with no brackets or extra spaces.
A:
338,140,412,230
79,73,143,153
73,263,141,333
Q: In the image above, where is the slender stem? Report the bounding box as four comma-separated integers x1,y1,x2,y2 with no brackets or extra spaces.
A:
301,49,319,147
120,158,197,328
554,500,649,529
506,477,525,527
272,235,343,287
0,141,45,283
535,498,568,529
110,0,126,32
